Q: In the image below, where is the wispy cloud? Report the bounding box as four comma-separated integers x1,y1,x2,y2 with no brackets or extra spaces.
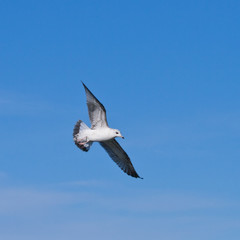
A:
0,183,238,217
0,187,91,215
0,92,51,115
91,191,238,213
59,179,109,187
0,183,239,240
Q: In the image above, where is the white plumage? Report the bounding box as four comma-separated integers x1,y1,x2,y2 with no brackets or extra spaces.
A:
73,82,142,179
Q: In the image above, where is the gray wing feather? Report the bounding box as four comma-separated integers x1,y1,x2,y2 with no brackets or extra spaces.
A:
82,82,108,129
100,139,142,179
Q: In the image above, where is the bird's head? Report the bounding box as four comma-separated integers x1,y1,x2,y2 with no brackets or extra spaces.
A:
113,129,124,139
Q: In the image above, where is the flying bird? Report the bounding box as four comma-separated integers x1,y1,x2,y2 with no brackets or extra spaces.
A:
73,82,142,179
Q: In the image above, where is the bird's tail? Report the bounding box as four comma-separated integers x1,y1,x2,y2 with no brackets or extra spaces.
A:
73,120,93,152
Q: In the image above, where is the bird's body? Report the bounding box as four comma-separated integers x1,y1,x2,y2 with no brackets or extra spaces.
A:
73,82,142,179
75,127,116,142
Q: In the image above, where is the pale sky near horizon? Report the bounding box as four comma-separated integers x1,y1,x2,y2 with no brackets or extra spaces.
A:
1,1,240,239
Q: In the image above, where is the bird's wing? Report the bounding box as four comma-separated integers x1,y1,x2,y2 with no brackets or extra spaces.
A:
82,82,108,129
100,139,142,178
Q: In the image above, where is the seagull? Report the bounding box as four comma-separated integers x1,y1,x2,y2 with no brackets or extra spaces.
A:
73,82,142,179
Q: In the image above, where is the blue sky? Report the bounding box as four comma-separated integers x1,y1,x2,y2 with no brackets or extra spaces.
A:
0,0,240,239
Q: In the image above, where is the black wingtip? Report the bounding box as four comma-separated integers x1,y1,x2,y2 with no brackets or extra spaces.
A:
130,171,143,179
135,174,143,179
81,81,91,93
81,81,86,88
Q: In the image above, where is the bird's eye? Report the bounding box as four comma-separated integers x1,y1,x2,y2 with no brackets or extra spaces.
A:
116,132,119,134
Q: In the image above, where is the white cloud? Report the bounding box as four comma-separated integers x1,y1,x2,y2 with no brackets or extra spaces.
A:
0,183,239,240
0,184,237,217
